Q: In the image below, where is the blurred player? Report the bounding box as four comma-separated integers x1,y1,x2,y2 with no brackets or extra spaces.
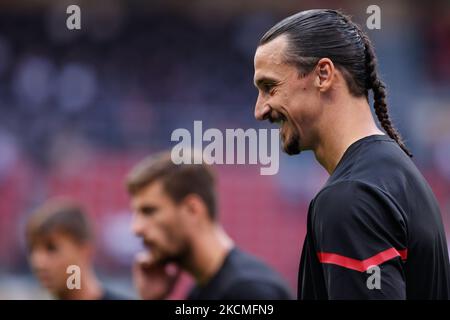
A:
26,198,124,300
127,152,293,300
253,9,450,299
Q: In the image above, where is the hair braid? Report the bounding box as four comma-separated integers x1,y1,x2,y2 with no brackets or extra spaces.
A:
359,29,413,157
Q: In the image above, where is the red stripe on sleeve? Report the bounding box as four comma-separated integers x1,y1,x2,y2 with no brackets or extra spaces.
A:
317,248,408,272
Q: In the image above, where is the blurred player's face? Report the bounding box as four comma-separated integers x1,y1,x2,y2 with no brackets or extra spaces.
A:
29,232,87,296
254,35,323,154
131,181,190,265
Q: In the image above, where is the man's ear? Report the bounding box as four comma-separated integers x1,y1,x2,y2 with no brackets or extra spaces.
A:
314,58,335,92
181,194,208,221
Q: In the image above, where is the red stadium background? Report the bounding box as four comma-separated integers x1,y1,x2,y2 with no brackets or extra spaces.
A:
0,0,449,298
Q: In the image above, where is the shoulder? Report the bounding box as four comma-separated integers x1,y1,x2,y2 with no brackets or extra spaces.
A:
222,249,293,299
315,180,370,204
226,249,279,278
333,136,415,183
310,180,408,256
312,180,407,233
313,180,384,216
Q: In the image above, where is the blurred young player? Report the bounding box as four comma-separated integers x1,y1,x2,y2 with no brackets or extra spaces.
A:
26,198,123,300
253,9,450,299
127,152,293,300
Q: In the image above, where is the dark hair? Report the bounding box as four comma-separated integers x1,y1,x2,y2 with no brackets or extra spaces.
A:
126,152,217,220
260,9,412,157
26,198,93,248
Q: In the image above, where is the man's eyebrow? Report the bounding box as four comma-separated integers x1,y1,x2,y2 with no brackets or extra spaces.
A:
139,204,158,212
131,203,156,213
254,76,279,89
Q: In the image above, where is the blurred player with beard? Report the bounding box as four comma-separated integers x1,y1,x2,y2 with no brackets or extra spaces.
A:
253,9,450,299
127,152,293,300
26,198,124,300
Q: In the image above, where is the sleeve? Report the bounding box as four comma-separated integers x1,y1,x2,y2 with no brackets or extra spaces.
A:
311,180,408,299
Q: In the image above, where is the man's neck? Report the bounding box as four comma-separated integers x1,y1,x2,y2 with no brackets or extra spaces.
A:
58,269,103,300
184,224,234,286
313,98,384,175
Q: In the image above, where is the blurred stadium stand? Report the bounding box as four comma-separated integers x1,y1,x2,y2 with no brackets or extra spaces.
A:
0,0,449,298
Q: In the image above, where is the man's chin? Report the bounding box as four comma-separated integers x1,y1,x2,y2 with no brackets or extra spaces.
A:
37,276,54,290
42,283,55,291
152,251,178,265
282,138,302,155
149,250,165,264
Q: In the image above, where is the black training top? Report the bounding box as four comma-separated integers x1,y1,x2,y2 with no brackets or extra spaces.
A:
188,247,294,300
298,134,450,300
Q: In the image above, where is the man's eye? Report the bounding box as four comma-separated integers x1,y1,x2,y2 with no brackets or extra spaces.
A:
262,83,277,95
141,207,156,216
46,242,58,253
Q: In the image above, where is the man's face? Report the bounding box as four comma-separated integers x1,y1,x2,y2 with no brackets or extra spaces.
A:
253,35,323,154
130,181,189,265
29,232,86,296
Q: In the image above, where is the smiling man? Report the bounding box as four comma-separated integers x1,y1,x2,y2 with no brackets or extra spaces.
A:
253,9,450,299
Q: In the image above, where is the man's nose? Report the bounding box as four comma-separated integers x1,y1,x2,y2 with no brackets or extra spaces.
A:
254,97,271,121
131,213,144,236
30,250,47,269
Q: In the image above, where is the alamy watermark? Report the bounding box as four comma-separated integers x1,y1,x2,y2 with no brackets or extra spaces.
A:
171,121,280,175
66,265,81,290
366,5,381,30
66,5,81,30
366,265,381,290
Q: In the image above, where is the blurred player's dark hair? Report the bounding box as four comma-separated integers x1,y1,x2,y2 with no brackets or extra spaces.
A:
260,9,412,157
126,152,217,220
26,199,93,249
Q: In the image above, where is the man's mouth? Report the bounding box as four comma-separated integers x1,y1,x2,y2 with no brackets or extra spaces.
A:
268,113,287,138
36,272,52,286
142,239,153,250
272,118,284,126
268,111,286,125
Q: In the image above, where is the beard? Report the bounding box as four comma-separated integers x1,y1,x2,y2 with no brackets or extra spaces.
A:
282,130,302,155
268,109,302,155
144,238,191,268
